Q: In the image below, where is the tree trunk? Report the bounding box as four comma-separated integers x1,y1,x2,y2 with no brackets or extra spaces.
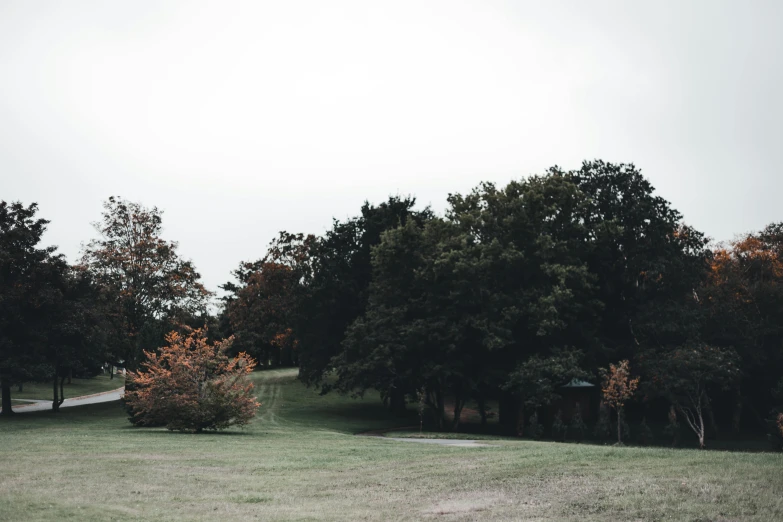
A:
679,397,708,449
389,388,407,417
17,382,23,393
435,389,445,431
477,394,487,427
731,384,742,437
617,408,623,444
452,386,465,432
52,370,60,412
516,401,526,437
1,370,14,415
705,397,719,440
109,365,114,380
67,368,72,385
697,411,706,449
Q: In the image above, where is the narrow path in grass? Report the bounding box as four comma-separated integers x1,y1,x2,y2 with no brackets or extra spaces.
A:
381,436,491,447
357,426,494,447
0,386,125,413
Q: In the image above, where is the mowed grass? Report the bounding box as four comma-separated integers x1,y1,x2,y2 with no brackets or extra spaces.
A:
0,369,781,521
7,374,125,402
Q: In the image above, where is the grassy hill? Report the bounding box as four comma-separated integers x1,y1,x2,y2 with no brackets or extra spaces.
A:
0,368,781,521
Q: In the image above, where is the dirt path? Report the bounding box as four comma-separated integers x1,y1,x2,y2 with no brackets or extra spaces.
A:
357,427,492,447
1,387,125,413
256,382,282,425
381,437,491,447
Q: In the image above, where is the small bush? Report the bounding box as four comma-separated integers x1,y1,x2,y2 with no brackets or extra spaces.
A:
124,328,260,432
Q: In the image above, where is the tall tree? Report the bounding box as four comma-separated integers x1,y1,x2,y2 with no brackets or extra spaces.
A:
295,196,433,389
566,160,709,359
337,217,499,427
43,266,107,411
81,197,210,369
447,173,602,432
699,225,783,430
222,232,315,367
0,201,63,415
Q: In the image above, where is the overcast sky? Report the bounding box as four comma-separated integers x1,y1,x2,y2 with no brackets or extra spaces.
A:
2,0,781,294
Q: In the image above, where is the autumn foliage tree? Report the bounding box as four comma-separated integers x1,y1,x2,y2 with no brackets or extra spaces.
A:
700,226,783,433
224,261,301,367
601,360,640,445
124,328,259,432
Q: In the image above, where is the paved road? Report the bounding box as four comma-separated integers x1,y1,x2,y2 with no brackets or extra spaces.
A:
1,387,124,413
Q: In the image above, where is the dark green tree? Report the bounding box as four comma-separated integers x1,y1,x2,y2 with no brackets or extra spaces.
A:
448,173,602,433
295,196,433,393
0,202,62,415
642,344,740,448
566,160,709,359
43,267,108,411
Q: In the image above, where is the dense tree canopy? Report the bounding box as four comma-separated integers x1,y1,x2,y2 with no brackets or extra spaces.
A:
214,161,783,446
0,202,104,413
287,196,433,388
4,161,783,447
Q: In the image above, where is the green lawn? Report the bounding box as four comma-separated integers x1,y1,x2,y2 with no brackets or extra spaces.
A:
0,368,781,521
6,374,125,402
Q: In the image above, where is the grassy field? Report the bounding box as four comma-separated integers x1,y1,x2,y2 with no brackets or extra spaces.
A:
6,374,125,402
0,368,781,521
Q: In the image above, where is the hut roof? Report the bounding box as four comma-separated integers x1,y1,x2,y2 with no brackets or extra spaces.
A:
561,378,595,388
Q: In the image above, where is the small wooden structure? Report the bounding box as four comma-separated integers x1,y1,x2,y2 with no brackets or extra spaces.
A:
552,378,598,422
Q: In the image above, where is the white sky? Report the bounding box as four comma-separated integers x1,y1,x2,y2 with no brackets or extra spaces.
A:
2,0,782,294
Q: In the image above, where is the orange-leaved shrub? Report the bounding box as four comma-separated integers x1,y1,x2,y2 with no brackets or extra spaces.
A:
124,327,260,432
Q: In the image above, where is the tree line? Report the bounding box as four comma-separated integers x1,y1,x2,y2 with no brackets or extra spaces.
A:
2,160,782,449
0,197,211,414
221,161,783,448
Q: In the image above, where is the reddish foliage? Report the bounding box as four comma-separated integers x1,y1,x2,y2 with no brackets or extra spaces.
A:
124,328,259,432
601,360,640,444
601,360,640,411
228,262,301,365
